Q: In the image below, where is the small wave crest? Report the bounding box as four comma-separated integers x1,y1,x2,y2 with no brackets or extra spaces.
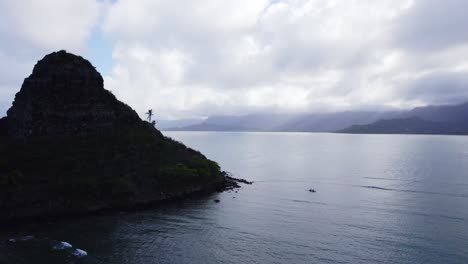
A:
52,241,73,250
361,186,394,191
288,199,328,206
72,248,88,258
7,235,34,243
6,236,87,259
360,185,468,198
291,199,312,204
363,177,402,181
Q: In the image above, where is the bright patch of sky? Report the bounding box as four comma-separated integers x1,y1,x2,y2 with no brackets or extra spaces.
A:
87,26,113,76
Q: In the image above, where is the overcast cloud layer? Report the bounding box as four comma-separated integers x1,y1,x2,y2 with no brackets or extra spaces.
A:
1,0,468,119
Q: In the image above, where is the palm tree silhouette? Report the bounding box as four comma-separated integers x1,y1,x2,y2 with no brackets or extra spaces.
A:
146,109,154,122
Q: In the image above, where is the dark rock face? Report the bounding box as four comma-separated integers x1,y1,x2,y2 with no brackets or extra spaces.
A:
0,51,229,222
0,117,7,137
6,50,140,139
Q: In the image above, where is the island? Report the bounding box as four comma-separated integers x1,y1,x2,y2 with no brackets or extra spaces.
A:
0,50,240,223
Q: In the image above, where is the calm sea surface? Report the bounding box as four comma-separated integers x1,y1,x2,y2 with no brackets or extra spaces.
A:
2,132,468,264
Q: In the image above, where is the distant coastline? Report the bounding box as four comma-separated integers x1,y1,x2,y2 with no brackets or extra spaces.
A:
161,102,468,135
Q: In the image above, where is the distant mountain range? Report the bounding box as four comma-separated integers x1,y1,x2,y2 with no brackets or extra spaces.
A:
340,102,468,135
156,118,204,130
165,112,398,132
164,102,468,135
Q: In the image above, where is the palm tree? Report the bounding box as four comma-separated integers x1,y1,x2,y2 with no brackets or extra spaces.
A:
146,109,154,122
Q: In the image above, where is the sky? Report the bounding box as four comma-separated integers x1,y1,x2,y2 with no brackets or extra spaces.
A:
1,0,468,119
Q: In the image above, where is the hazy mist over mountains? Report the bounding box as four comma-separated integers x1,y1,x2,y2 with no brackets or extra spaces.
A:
162,101,468,134
160,112,395,132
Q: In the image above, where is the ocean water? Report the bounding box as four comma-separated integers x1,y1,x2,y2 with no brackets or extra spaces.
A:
1,132,468,264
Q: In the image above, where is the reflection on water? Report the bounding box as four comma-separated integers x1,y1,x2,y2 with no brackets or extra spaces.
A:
2,132,468,263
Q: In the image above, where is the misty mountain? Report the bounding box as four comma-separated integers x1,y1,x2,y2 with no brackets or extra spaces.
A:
166,113,299,131
274,111,401,132
339,102,468,135
338,117,468,135
165,102,468,135
401,102,468,123
156,118,204,130
165,111,400,132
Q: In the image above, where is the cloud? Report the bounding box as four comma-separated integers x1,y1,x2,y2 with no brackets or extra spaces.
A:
0,0,100,52
102,0,417,118
394,0,468,52
2,0,468,119
0,0,103,115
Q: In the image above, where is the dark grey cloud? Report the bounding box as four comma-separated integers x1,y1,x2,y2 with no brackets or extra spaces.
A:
395,0,468,52
402,71,468,104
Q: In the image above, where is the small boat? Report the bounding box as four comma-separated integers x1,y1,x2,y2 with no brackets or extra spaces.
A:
308,189,316,193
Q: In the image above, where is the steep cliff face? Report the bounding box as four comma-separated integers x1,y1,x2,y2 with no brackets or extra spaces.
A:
0,51,226,222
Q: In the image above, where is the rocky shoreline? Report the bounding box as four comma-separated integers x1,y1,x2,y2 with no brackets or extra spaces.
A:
0,173,251,226
221,172,254,191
